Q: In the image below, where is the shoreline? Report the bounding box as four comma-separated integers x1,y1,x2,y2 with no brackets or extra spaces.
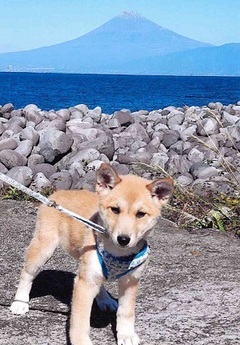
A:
0,101,239,196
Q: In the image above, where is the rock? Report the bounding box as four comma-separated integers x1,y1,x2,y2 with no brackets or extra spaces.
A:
57,148,100,171
0,138,18,151
113,109,134,126
0,149,27,169
191,179,217,195
70,109,84,120
160,109,171,116
187,147,205,163
221,125,240,142
73,104,89,116
79,170,97,191
208,102,216,110
169,141,184,155
56,109,71,121
67,124,99,140
190,162,220,179
32,163,57,179
20,126,40,145
67,119,92,130
0,162,8,174
88,106,102,122
147,111,161,122
108,118,121,129
30,172,52,192
197,118,219,136
36,118,66,131
38,129,73,163
161,130,180,148
123,123,150,143
177,174,193,186
150,152,169,169
49,171,72,190
7,116,26,128
47,112,58,121
5,122,23,134
25,110,43,125
167,154,192,176
180,125,197,141
23,104,40,112
7,166,33,186
15,140,33,157
74,131,115,160
86,160,104,171
111,162,130,175
27,154,45,169
0,103,14,114
167,111,185,128
222,111,239,125
0,122,5,135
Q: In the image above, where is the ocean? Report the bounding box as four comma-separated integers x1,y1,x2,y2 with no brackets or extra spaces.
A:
0,72,240,114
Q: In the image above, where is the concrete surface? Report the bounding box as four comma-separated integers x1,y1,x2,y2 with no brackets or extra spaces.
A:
0,197,240,345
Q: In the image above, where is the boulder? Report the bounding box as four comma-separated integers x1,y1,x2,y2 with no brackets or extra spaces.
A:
0,149,27,169
30,172,52,192
88,106,102,122
0,103,14,114
57,148,100,171
15,140,33,157
38,129,73,163
32,163,57,179
49,171,72,190
20,126,40,145
27,154,45,169
113,109,134,126
197,118,219,136
25,110,43,125
74,131,115,160
7,166,33,186
123,123,150,143
0,138,18,151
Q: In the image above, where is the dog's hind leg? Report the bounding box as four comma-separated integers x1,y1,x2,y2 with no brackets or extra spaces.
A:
10,220,59,315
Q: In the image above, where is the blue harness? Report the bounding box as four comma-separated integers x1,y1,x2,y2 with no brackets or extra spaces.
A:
96,241,150,280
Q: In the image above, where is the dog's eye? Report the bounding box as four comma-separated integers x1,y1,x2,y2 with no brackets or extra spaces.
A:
110,207,120,214
136,211,146,218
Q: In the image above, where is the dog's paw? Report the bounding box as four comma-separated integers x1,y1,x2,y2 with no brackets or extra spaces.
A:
10,301,29,315
117,332,140,345
95,291,118,313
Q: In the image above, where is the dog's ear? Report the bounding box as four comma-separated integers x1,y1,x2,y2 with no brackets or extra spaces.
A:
146,177,174,206
96,163,122,193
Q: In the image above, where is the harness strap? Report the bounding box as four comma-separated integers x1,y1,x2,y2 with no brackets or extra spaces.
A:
0,172,107,235
97,241,150,280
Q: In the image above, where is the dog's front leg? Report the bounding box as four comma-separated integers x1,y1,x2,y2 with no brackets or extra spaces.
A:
117,274,140,345
70,274,101,345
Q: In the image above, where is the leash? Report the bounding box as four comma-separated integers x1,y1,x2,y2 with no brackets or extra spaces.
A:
0,172,107,235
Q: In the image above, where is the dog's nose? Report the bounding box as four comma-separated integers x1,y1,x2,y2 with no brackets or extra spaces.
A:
117,235,130,247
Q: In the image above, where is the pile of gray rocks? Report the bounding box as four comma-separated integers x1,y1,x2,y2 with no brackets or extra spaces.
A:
0,101,239,196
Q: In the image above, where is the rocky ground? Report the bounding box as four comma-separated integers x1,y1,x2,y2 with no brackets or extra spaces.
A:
0,102,239,195
1,198,240,345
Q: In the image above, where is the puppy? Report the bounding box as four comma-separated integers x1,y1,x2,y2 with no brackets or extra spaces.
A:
10,163,173,345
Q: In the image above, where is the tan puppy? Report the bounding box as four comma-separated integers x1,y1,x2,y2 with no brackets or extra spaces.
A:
10,163,173,345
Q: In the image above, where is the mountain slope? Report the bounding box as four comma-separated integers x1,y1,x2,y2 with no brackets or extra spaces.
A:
106,43,240,76
0,11,211,73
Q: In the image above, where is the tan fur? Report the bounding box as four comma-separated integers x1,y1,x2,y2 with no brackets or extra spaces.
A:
10,163,173,345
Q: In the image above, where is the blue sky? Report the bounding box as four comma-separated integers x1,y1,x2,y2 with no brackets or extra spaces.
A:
0,0,239,53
